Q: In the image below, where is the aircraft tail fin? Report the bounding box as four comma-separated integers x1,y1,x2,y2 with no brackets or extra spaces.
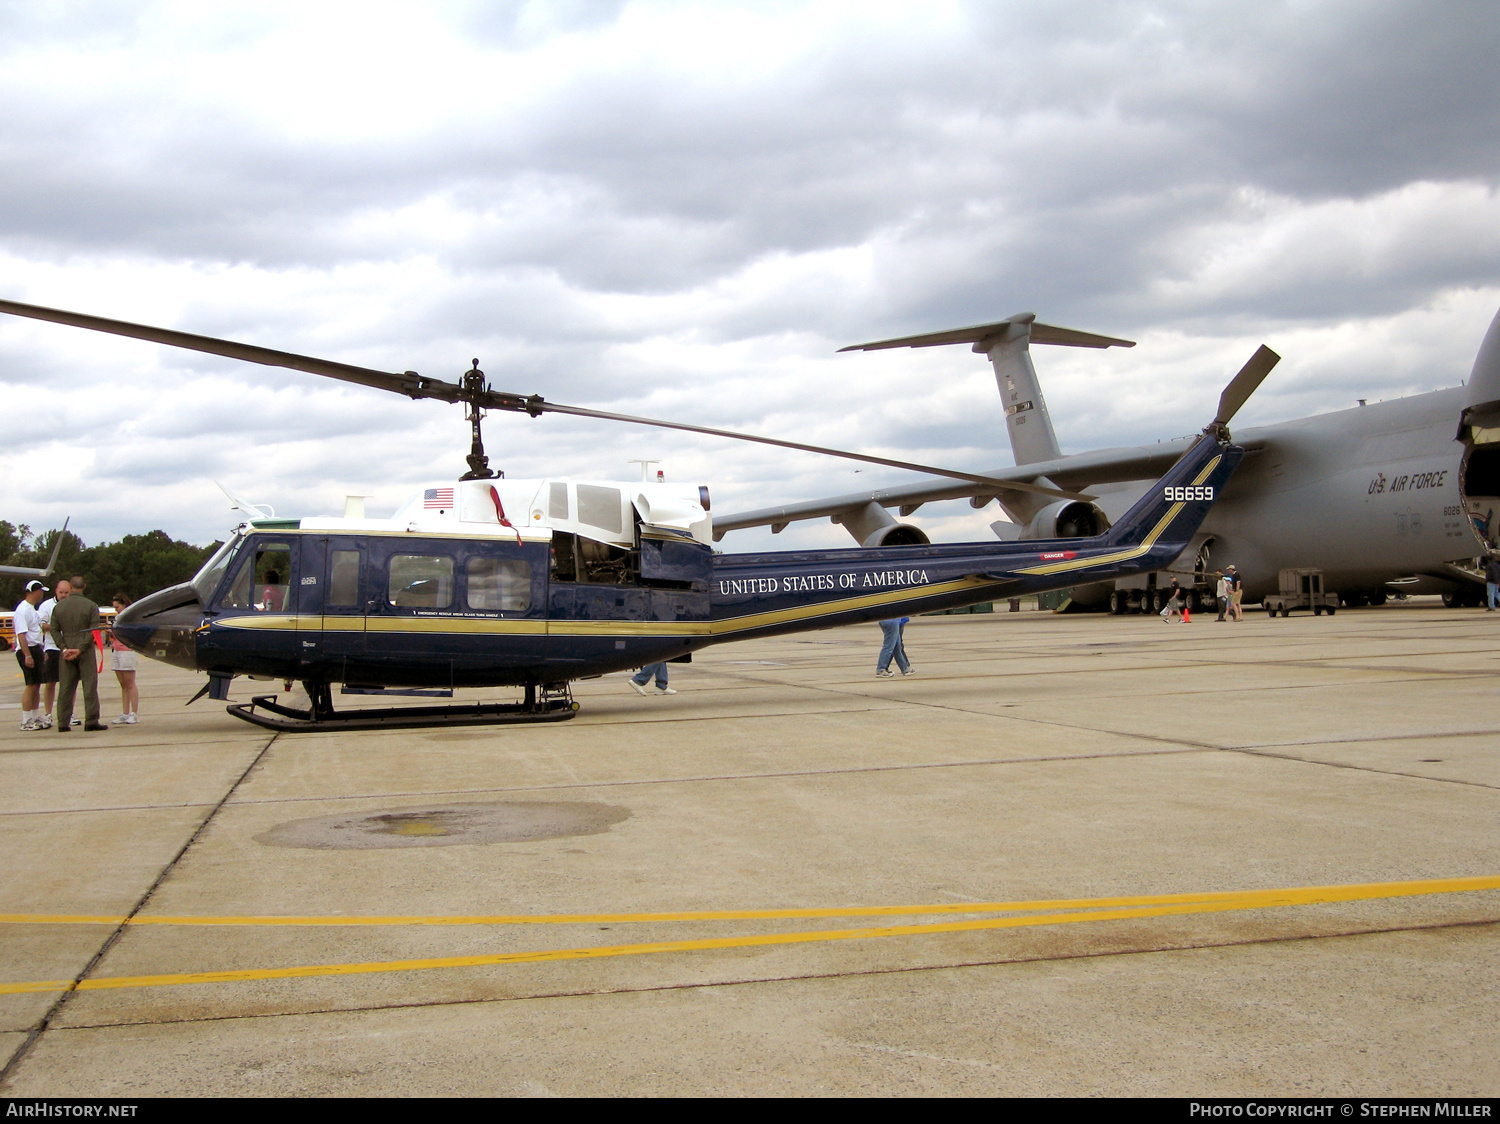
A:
839,313,1134,468
1102,436,1242,555
39,517,69,577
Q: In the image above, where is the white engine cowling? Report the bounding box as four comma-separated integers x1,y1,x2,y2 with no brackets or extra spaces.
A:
862,523,931,547
1023,500,1109,540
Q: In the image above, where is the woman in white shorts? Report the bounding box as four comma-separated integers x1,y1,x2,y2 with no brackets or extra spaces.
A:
109,594,140,724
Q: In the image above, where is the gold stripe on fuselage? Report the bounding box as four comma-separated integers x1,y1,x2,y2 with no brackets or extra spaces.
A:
211,576,1004,641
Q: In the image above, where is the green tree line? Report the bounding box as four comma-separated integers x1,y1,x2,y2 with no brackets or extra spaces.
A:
1,521,219,610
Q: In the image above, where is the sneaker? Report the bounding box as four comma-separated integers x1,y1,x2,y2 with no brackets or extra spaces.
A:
111,714,130,725
629,680,651,696
900,666,916,676
123,714,138,724
71,717,81,726
19,719,38,732
875,669,895,678
38,716,53,729
656,686,677,695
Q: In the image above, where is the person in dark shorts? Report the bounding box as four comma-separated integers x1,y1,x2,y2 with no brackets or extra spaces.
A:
13,580,49,730
35,579,70,728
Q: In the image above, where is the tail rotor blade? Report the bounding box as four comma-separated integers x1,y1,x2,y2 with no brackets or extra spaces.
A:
1214,345,1280,429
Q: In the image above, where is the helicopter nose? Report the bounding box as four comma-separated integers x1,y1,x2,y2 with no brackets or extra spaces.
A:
115,582,202,671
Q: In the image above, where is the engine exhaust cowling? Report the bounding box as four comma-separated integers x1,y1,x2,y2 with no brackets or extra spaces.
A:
862,523,932,548
1024,499,1109,540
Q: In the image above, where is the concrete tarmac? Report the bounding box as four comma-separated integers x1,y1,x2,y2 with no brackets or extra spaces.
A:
1,602,1497,1097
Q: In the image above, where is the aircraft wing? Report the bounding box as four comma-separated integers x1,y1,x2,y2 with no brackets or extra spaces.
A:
0,519,70,578
712,436,1264,538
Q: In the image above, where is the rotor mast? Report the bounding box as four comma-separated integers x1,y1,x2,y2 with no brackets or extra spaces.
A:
461,359,499,480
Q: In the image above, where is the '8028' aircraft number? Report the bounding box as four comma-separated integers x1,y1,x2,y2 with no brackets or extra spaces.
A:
1164,485,1214,502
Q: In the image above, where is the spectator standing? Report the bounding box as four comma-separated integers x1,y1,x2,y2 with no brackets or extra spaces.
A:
628,662,676,696
876,616,913,677
12,580,48,731
35,579,69,728
1486,553,1500,612
1225,565,1243,622
51,578,106,732
1215,571,1229,622
109,593,140,724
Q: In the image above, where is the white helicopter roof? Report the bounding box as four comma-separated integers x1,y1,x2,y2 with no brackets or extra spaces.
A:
292,478,713,547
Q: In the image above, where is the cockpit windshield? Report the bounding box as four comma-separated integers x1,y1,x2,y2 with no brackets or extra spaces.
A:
191,532,244,604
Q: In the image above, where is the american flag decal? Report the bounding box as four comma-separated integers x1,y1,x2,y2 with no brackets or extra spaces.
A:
423,487,454,509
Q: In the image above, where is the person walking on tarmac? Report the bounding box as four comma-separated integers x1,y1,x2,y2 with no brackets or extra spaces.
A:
628,662,676,696
1225,564,1244,621
51,578,106,732
876,616,913,676
1161,577,1190,623
1486,552,1500,611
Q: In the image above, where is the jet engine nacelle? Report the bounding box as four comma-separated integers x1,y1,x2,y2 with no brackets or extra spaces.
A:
862,523,931,548
1024,500,1109,540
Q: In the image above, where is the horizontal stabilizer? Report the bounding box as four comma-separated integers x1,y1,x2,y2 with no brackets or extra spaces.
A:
839,314,1134,353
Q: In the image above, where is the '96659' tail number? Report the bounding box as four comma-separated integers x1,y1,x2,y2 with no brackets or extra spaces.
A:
1164,485,1214,502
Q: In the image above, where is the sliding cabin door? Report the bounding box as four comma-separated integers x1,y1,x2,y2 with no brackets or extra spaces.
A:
311,536,368,679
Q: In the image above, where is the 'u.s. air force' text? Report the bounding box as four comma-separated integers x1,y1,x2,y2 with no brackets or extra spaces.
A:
716,569,931,596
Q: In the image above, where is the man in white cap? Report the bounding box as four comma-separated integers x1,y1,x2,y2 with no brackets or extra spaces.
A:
12,580,48,730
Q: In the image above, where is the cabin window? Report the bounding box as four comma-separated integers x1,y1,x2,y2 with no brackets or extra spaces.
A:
220,543,292,611
388,554,453,609
467,557,531,612
548,482,569,520
576,485,623,534
327,550,361,607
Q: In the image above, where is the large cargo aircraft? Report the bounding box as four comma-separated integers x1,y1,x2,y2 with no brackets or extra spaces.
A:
715,308,1500,608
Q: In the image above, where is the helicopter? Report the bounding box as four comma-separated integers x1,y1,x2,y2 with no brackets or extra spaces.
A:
0,297,1271,731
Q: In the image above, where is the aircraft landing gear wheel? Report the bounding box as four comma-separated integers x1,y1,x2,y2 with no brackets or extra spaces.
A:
1314,605,1322,616
1109,590,1124,614
1326,607,1336,615
1266,605,1277,617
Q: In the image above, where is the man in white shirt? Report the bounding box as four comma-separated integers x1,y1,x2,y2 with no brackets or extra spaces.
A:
35,580,68,730
12,580,48,731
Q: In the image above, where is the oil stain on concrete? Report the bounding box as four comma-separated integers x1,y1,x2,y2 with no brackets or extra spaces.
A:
255,801,630,849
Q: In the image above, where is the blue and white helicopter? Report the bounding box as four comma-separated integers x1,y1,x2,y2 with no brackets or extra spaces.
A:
0,298,1270,731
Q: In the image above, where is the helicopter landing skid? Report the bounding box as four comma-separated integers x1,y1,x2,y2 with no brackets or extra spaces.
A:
226,687,579,732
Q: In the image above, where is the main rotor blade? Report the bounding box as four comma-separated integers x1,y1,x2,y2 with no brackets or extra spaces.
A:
0,296,1092,501
0,298,460,403
1214,345,1280,429
527,400,1094,501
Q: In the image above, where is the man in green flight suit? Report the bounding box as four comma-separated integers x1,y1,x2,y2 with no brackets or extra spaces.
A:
51,575,106,732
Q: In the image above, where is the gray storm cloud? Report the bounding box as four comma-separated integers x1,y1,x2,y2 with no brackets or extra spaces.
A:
1,1,1498,550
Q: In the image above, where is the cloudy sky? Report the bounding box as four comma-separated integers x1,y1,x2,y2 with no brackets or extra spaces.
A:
3,0,1499,555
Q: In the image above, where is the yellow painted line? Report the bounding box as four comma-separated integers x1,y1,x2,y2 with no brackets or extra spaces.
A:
0,874,1495,996
0,870,1494,996
2,874,1496,929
